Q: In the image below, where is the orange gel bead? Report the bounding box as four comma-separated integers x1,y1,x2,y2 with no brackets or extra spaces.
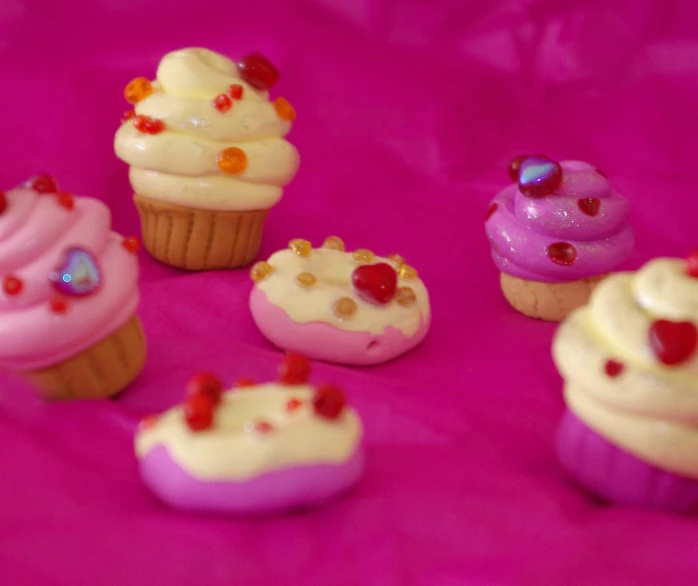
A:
217,147,247,174
124,77,153,104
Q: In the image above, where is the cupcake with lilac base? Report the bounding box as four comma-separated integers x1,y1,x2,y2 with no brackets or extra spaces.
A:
485,156,634,321
553,255,698,513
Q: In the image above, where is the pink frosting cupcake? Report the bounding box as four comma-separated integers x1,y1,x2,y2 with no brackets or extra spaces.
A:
0,176,146,400
485,155,634,321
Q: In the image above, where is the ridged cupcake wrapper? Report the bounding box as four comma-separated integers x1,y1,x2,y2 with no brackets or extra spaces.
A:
134,194,269,271
500,272,607,322
24,315,147,400
556,409,698,513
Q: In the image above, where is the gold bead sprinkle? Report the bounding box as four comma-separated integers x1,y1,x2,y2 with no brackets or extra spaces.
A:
334,297,357,319
250,261,273,281
296,272,317,287
395,287,417,306
289,239,312,257
353,248,375,263
398,264,418,279
322,236,345,252
388,253,405,266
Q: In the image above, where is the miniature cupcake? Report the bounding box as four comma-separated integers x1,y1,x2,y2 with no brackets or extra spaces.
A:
248,237,431,365
135,353,364,514
115,48,300,270
553,255,698,513
485,156,634,321
0,177,146,400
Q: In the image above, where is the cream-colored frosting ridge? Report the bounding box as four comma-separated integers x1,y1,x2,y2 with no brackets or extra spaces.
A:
135,384,362,481
114,48,300,211
256,247,430,335
553,258,698,479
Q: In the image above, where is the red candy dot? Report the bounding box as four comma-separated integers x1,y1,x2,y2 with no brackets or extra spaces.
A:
485,202,498,221
604,359,624,377
649,319,698,366
0,190,6,215
122,109,135,123
184,393,215,431
139,415,158,430
57,193,74,210
254,420,274,434
352,262,398,305
547,242,577,266
3,275,23,296
279,352,311,385
50,297,69,314
286,398,303,412
186,372,224,406
213,94,232,113
228,84,243,100
578,198,600,217
134,115,165,135
236,53,280,91
313,384,346,420
25,175,58,194
236,378,255,388
122,236,141,254
686,251,698,278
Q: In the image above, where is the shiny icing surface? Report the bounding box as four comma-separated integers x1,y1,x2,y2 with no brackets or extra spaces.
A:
0,187,139,370
135,384,363,481
553,258,698,479
486,160,634,282
114,48,300,211
255,247,430,336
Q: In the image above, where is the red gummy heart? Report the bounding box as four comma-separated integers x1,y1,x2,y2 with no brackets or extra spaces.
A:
186,372,223,405
352,262,397,304
578,198,600,217
649,319,698,366
313,384,346,420
279,352,311,385
547,242,577,266
686,251,698,278
236,53,280,91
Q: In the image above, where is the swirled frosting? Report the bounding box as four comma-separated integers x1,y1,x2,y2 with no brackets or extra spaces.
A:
114,48,300,211
485,161,633,282
553,258,698,479
0,186,139,370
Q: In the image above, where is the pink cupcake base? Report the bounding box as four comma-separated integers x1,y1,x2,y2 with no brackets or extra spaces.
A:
249,288,430,365
556,410,698,514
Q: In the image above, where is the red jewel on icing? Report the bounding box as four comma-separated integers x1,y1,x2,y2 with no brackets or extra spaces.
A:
186,372,224,406
228,84,244,100
134,115,165,135
286,398,303,412
0,190,6,215
50,297,69,314
122,236,141,254
547,242,577,266
516,155,563,198
183,393,215,432
254,420,274,434
236,378,255,388
57,193,74,210
578,198,600,217
279,352,311,385
352,262,398,305
485,202,498,221
3,275,23,296
236,53,280,91
313,384,346,420
604,359,624,377
122,109,135,123
25,175,58,194
686,251,698,278
649,319,698,366
213,94,232,113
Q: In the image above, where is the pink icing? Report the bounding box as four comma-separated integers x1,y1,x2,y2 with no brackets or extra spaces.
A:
0,187,140,370
249,288,430,365
485,160,634,282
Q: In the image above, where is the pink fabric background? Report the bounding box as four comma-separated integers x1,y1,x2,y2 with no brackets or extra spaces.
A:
2,0,698,584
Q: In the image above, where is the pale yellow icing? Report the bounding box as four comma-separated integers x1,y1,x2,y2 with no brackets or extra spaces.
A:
114,48,300,211
553,258,698,479
135,384,362,481
256,247,431,335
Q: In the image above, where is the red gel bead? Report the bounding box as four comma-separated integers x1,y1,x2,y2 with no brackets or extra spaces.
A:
57,193,74,210
25,175,58,194
139,415,158,430
184,393,215,431
604,359,624,377
578,198,600,217
352,262,398,305
547,242,577,266
236,378,255,388
686,251,698,278
0,190,6,215
122,109,135,123
50,297,69,314
649,319,698,366
213,94,232,112
228,84,243,100
236,53,280,91
286,398,303,412
313,384,346,420
186,372,224,405
485,202,498,221
122,236,141,254
254,420,274,434
134,115,164,135
3,275,22,296
279,352,311,384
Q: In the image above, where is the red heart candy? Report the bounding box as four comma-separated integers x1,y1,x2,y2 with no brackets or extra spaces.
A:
236,53,280,91
278,352,311,385
352,262,398,304
604,359,624,377
578,198,601,217
547,242,577,266
649,319,698,366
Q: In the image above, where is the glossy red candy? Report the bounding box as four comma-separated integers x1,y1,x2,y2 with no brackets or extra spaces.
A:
578,198,600,217
186,372,224,405
122,237,141,254
547,242,577,266
3,275,23,296
279,352,311,385
686,251,698,278
236,53,280,90
213,94,232,112
286,398,303,412
50,298,69,314
57,193,74,210
649,320,698,366
25,175,58,194
228,84,244,100
184,393,215,431
352,262,398,304
313,384,346,420
604,359,624,377
517,155,562,198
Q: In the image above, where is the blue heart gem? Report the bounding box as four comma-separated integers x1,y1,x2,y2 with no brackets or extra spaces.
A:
50,247,102,297
516,155,563,198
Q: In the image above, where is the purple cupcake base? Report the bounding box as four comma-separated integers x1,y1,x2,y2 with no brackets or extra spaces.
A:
556,410,698,514
139,445,365,515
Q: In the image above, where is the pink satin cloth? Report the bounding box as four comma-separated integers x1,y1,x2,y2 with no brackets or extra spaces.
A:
2,1,698,584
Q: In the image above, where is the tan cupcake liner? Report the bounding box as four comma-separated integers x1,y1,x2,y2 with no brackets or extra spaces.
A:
24,315,147,401
134,194,269,271
500,272,607,322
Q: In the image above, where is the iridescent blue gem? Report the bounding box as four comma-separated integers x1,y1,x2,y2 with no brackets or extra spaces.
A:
516,155,562,198
50,247,101,297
